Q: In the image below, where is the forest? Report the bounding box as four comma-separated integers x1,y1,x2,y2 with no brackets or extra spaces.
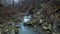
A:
0,0,60,34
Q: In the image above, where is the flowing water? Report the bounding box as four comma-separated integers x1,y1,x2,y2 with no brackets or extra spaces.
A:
0,0,49,34
18,16,48,34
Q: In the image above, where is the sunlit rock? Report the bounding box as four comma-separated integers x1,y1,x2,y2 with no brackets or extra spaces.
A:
42,26,48,30
34,25,37,27
39,19,43,24
48,24,51,30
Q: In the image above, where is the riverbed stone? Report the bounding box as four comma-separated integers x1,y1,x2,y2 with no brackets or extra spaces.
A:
42,26,48,30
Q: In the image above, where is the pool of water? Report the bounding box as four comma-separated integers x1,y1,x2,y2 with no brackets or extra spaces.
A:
18,16,48,34
18,23,48,34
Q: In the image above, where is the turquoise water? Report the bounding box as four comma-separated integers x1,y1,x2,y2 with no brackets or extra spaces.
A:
18,16,35,34
18,16,48,34
18,16,49,34
18,16,36,34
18,23,35,34
18,22,48,34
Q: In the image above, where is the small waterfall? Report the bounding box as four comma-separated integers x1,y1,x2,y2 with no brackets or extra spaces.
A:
23,16,31,22
20,16,31,30
20,23,25,31
19,16,31,34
